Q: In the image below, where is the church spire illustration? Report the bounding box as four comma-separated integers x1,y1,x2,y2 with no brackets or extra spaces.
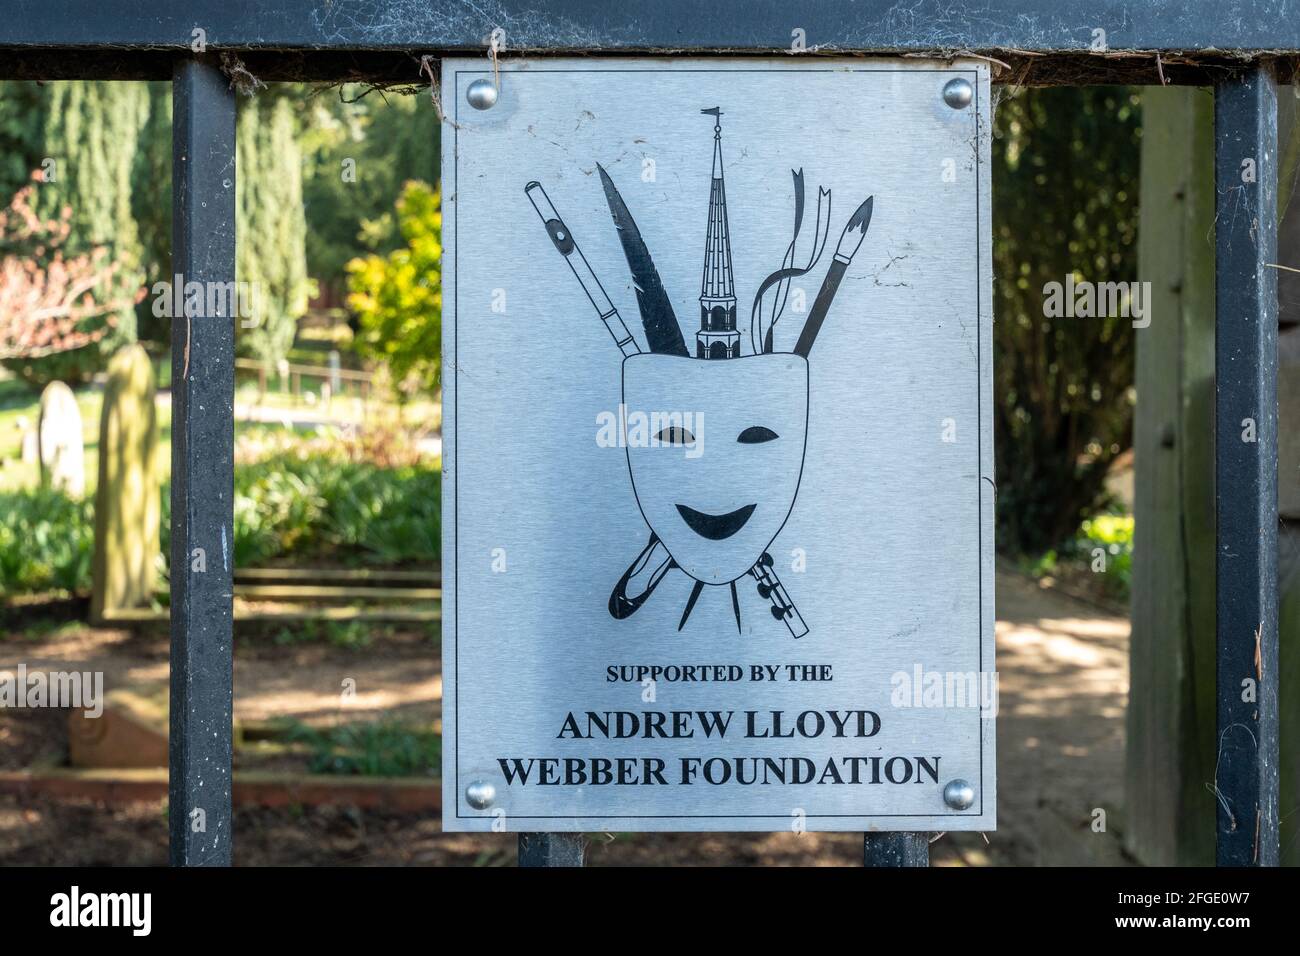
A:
697,107,740,359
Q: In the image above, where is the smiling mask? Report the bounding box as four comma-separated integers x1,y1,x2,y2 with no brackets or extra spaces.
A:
623,353,807,585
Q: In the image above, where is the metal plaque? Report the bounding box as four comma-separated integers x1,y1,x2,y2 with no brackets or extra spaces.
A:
441,58,994,832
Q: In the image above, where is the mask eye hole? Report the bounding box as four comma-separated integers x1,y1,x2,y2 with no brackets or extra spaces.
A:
655,426,696,445
738,426,779,444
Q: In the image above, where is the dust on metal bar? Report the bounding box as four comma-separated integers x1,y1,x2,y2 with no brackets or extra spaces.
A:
864,832,930,867
1212,64,1281,867
519,833,586,867
168,56,237,867
5,0,1300,54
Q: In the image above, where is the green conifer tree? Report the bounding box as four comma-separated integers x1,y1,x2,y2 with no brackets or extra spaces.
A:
236,92,309,367
132,81,173,347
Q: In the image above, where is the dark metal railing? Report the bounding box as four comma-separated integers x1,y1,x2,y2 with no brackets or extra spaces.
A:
0,0,1285,869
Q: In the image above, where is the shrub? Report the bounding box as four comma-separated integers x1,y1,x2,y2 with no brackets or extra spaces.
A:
993,87,1140,555
3,440,440,598
281,718,440,776
1075,513,1134,600
161,447,441,571
346,181,441,398
0,487,94,595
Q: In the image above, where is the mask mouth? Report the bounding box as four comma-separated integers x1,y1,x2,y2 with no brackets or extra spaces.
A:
675,503,756,540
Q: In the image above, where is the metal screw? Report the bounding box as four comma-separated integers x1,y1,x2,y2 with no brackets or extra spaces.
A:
943,778,975,810
467,79,499,110
942,78,973,110
465,780,496,809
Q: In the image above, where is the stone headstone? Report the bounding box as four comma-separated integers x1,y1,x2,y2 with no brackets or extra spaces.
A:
67,684,169,769
91,345,161,623
37,381,85,497
16,415,38,465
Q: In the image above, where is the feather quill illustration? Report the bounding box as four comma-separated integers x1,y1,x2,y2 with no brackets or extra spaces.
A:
597,163,689,356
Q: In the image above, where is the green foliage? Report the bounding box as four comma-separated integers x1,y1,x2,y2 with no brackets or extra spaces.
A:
4,436,440,597
0,82,44,201
2,81,436,366
1020,511,1134,602
0,487,94,596
993,87,1140,555
1076,513,1134,600
281,718,440,777
226,450,441,568
132,82,173,348
272,619,377,650
300,87,441,284
0,81,146,384
346,181,442,397
237,91,311,367
158,445,441,572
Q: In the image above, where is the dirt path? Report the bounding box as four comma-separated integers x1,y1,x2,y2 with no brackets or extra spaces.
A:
0,625,440,736
0,570,1131,866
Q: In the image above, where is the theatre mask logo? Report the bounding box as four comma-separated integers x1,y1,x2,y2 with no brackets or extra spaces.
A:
443,59,995,833
529,108,874,637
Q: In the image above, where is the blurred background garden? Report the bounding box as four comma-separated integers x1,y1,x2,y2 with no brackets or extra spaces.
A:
0,81,1136,611
5,79,1266,866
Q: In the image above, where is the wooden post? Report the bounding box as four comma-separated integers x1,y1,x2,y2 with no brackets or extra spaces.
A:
1272,77,1300,868
1126,85,1218,866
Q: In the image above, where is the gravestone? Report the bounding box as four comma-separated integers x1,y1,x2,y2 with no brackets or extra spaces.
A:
16,416,38,465
37,381,85,497
91,344,161,623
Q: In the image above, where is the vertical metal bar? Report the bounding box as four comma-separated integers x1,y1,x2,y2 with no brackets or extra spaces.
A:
518,833,586,867
1213,64,1281,867
863,832,929,867
169,56,236,867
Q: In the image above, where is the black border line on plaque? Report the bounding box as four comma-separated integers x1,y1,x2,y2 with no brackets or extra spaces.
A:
452,64,989,823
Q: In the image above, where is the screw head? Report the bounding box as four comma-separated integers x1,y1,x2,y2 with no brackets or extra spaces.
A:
465,780,496,809
467,79,499,111
943,778,976,810
942,78,973,110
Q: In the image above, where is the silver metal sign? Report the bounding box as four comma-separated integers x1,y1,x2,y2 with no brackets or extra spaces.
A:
441,58,994,832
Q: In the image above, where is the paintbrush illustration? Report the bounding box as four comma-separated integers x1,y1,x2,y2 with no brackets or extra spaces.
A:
597,163,690,357
794,195,874,357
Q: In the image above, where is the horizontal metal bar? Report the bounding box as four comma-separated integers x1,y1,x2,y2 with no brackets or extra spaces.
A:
1213,64,1281,867
2,0,1300,54
0,49,1262,86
